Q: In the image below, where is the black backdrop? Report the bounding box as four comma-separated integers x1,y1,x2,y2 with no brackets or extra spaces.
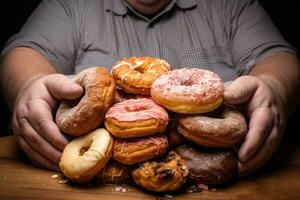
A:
0,0,299,136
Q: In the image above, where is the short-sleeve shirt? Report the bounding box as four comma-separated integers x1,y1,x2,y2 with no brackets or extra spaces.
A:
1,0,296,81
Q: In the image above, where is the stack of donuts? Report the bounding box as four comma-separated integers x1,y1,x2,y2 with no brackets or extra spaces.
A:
55,57,247,192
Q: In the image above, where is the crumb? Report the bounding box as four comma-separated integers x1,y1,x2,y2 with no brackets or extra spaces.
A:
114,186,122,192
59,179,68,184
197,183,209,191
51,174,59,179
164,194,173,198
186,185,202,193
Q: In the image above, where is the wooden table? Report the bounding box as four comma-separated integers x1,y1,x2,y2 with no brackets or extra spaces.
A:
0,136,300,200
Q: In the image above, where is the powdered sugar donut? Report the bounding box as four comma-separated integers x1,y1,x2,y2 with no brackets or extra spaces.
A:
151,68,224,113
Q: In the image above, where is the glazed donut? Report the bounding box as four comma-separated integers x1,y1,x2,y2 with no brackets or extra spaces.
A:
59,128,113,182
113,133,169,165
175,145,237,185
105,98,169,138
176,104,247,147
94,160,129,183
56,67,116,136
151,68,224,113
112,57,171,95
131,151,189,192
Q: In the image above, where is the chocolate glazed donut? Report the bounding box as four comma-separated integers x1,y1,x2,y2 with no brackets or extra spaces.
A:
175,145,237,185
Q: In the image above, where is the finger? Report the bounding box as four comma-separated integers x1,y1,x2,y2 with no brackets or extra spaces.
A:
44,74,83,100
17,117,62,164
238,107,274,162
224,76,259,105
27,99,68,151
238,126,281,177
14,134,60,171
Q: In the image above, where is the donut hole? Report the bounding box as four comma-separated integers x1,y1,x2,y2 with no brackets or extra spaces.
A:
79,145,90,156
62,98,81,109
124,103,149,112
134,65,146,73
180,78,195,86
156,168,174,181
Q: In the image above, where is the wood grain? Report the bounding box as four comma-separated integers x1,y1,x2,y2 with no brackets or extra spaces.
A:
0,136,300,199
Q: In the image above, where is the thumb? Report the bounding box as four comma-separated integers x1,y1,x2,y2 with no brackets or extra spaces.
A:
224,76,259,105
44,74,83,100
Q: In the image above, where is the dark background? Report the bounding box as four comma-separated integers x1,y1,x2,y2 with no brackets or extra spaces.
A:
0,0,299,137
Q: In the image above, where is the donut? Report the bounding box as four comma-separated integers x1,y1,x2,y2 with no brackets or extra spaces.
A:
176,104,247,147
131,151,189,192
104,98,169,138
112,133,169,165
59,128,113,182
165,121,187,148
151,68,224,113
175,145,237,185
112,57,171,95
56,67,116,136
114,88,149,104
94,160,129,183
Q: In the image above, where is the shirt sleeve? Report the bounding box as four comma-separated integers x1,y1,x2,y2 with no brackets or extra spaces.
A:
229,0,297,75
0,0,79,74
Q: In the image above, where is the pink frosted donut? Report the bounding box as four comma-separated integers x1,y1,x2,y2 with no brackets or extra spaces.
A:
104,98,169,138
151,68,224,113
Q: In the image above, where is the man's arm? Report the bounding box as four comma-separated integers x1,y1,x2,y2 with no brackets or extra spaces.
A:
0,47,56,109
249,52,300,114
225,52,300,176
0,47,83,171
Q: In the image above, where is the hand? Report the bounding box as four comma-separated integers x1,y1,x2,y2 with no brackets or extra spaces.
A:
224,75,286,176
12,74,83,171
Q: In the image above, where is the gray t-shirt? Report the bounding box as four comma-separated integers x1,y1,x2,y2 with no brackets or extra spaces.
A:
1,0,295,81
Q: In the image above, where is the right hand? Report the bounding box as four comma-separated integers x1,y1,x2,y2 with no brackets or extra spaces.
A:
12,74,83,171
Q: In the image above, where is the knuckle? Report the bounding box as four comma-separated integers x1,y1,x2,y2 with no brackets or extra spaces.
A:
36,119,52,133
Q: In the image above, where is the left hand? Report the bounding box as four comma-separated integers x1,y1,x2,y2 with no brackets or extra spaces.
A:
224,75,286,176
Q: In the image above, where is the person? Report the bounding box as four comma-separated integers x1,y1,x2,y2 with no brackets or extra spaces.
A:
0,0,299,175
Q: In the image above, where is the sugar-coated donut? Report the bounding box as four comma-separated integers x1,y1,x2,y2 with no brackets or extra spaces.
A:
113,133,169,165
177,104,247,147
131,151,189,192
151,68,224,113
112,57,171,95
56,67,116,136
94,160,129,183
105,98,169,138
59,128,113,182
175,145,237,185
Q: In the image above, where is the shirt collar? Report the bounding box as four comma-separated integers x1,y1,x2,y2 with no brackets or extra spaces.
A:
105,0,197,16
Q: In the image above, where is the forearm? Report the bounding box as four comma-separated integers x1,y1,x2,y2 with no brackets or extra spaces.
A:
0,47,57,110
249,52,300,115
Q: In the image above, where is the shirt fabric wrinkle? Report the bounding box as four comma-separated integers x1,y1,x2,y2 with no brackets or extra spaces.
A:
0,0,295,81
